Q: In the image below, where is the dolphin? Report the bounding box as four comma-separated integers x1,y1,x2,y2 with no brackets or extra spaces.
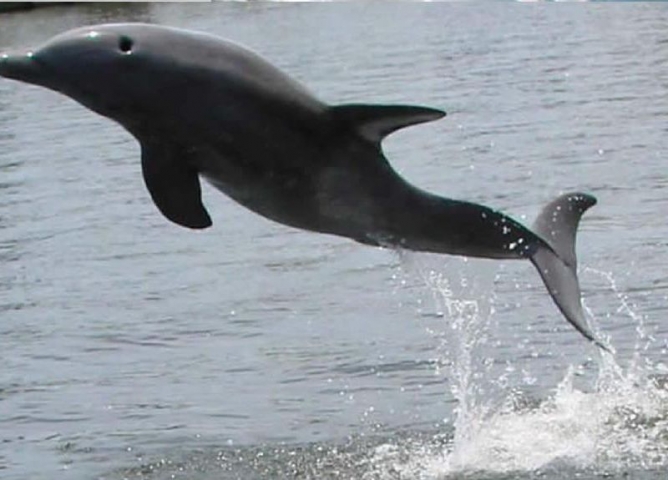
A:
0,23,606,350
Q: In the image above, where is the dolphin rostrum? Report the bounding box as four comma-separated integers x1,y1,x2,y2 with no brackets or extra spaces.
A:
0,23,606,350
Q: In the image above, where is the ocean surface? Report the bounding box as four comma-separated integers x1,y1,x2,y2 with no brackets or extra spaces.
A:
1,3,667,480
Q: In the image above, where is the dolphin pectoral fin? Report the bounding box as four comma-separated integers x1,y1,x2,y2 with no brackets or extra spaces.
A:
330,104,446,144
140,141,212,229
529,193,609,351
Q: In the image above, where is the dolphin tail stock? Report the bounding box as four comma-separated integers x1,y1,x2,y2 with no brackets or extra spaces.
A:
528,192,610,352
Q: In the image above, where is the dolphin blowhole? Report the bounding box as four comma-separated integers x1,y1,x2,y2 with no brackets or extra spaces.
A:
118,36,133,54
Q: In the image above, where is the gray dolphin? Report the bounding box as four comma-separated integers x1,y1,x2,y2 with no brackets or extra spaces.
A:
0,23,606,350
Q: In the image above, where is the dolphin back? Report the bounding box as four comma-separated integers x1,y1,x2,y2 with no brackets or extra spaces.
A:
528,193,608,351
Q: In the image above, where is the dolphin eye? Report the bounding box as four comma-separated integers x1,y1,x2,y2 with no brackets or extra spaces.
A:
119,36,133,54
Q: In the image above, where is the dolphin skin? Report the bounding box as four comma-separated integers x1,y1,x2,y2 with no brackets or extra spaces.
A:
0,23,606,350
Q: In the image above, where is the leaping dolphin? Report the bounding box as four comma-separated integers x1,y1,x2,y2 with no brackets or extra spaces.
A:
0,23,606,350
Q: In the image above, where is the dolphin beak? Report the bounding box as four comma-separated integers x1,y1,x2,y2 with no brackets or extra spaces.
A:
0,50,44,85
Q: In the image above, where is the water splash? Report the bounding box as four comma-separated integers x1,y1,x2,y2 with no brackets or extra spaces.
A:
395,252,497,449
583,266,656,374
366,260,668,479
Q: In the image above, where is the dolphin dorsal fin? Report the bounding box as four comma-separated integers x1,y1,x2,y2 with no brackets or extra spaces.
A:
330,104,446,144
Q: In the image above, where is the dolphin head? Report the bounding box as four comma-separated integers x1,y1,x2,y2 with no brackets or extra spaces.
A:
0,24,171,126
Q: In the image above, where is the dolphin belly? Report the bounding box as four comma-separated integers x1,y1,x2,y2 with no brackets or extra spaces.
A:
188,144,326,233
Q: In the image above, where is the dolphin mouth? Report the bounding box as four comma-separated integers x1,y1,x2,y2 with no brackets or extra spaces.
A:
0,50,45,85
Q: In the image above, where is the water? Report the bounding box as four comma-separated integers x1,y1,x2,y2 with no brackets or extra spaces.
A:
1,3,668,479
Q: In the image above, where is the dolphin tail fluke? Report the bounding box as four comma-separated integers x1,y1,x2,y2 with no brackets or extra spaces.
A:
528,193,609,352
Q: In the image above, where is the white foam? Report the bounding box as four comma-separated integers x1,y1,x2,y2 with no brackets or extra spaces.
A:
364,358,668,478
366,263,668,478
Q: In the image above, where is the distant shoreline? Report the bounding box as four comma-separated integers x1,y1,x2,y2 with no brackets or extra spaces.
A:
0,3,70,14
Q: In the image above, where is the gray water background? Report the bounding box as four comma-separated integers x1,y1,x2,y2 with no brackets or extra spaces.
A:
1,3,667,479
